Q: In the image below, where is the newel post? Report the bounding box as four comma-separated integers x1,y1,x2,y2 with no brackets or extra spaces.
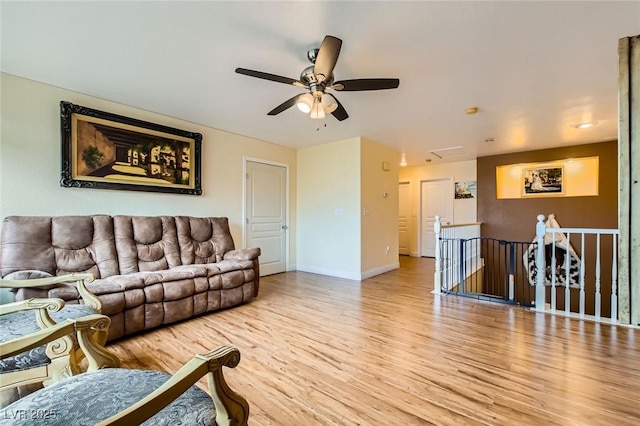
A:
433,215,442,294
535,214,547,312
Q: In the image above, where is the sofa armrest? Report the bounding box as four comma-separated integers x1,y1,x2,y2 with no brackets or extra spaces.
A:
0,273,101,313
223,248,261,297
99,346,248,426
223,247,261,261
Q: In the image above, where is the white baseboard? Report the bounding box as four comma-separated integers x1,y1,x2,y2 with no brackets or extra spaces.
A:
361,262,400,280
410,251,420,257
295,264,362,281
295,261,400,281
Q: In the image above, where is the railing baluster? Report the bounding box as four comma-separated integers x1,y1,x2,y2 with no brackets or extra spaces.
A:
579,233,585,318
565,232,571,316
611,236,618,323
595,233,601,320
551,232,557,312
535,215,546,312
434,216,442,294
510,242,515,302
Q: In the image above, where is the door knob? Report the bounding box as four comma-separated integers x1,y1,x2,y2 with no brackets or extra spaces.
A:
282,225,288,230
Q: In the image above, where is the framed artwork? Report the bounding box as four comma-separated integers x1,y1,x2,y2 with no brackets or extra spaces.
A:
522,166,563,196
455,181,476,199
60,101,202,195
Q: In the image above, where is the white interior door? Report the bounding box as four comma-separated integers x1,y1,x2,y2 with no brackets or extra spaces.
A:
420,179,453,257
398,182,411,255
246,161,287,276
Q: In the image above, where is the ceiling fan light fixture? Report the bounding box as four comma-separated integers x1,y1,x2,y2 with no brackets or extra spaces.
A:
321,94,337,113
309,102,326,119
296,94,314,113
235,35,399,123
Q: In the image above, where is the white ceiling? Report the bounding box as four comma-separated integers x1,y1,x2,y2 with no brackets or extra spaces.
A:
2,2,638,166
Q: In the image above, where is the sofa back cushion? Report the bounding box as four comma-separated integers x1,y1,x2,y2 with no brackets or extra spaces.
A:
114,216,182,274
0,215,120,279
175,217,235,264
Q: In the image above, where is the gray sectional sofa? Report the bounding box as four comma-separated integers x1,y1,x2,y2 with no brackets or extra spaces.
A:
0,215,260,341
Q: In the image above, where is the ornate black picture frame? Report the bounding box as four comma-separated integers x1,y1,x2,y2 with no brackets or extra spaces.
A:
60,101,202,195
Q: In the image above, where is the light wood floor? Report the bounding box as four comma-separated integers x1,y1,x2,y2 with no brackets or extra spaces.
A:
108,256,640,425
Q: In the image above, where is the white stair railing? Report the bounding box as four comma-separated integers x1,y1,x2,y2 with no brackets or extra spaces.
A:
434,217,482,294
534,214,619,323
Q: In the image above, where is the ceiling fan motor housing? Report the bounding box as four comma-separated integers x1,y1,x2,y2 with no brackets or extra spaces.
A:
301,66,334,96
307,48,320,63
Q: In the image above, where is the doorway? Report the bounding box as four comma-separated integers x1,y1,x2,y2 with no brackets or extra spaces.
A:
420,178,454,257
398,182,411,255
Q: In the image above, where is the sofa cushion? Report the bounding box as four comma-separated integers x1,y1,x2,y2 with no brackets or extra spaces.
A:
114,216,182,274
0,216,119,279
176,217,235,264
0,368,215,425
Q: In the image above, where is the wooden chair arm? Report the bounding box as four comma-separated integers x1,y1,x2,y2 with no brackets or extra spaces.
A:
0,297,64,318
99,346,249,426
0,273,101,312
0,314,120,370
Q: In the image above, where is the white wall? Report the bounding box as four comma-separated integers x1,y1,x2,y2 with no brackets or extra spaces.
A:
296,138,361,279
0,73,297,259
398,159,477,256
361,138,400,277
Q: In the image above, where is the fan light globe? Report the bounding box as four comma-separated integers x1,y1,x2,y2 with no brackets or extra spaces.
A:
310,102,326,119
321,95,338,113
296,94,314,113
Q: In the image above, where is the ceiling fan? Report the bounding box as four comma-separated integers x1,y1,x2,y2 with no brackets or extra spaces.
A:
235,35,400,122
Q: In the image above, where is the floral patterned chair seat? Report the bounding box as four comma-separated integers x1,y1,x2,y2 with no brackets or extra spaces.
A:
0,347,250,426
0,303,97,375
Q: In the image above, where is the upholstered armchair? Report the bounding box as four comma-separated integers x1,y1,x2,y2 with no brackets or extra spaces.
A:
0,297,119,406
0,346,250,426
0,273,118,406
0,273,106,342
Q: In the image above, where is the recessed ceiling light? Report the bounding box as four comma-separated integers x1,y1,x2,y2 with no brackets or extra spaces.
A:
425,159,432,163
574,121,597,129
465,107,479,115
484,137,496,143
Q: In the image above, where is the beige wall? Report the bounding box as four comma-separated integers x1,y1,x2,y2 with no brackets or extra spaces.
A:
297,137,401,279
0,73,298,261
398,159,477,256
296,138,361,278
360,138,400,276
0,74,401,282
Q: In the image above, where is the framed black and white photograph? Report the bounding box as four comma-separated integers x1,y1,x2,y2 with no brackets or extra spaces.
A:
60,101,202,195
522,166,563,196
